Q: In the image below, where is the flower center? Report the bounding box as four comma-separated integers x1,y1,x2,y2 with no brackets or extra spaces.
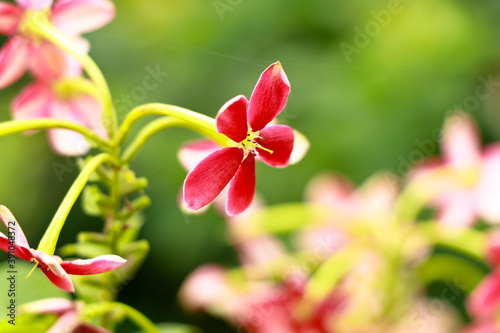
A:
238,130,273,155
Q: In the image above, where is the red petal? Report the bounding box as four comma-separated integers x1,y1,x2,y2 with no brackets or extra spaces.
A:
0,3,23,35
60,254,126,275
468,270,500,319
227,154,255,216
247,62,290,131
255,125,294,167
183,147,243,211
31,250,74,292
75,323,113,333
216,95,249,142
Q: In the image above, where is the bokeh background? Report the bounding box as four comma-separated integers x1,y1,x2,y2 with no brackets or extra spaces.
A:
1,0,500,331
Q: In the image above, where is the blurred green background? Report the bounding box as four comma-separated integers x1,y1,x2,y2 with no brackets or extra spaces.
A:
1,0,500,331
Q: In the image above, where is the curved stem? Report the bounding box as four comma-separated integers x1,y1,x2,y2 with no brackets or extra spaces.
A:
37,153,117,255
0,119,111,151
24,16,117,139
121,117,188,164
115,103,229,148
84,302,159,333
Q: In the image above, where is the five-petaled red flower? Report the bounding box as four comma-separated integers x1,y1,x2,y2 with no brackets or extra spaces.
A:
183,62,294,216
0,205,126,292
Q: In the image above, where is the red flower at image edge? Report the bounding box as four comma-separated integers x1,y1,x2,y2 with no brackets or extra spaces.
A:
183,62,294,216
0,205,126,292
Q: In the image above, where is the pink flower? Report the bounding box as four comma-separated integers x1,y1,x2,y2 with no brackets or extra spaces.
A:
12,79,106,155
183,62,294,216
180,266,342,333
0,0,115,89
20,298,112,333
412,113,500,227
0,205,126,292
467,232,500,317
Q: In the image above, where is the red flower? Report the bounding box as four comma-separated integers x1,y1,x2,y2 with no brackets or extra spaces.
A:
0,205,126,292
183,62,294,215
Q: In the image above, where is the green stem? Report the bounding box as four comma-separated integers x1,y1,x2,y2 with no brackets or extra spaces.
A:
0,119,111,151
24,15,117,139
121,117,187,164
84,302,159,333
115,103,229,147
37,153,116,255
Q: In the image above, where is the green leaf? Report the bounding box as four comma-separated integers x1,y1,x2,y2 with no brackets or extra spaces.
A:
239,203,317,237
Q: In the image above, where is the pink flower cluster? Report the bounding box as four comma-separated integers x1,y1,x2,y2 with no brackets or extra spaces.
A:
179,112,500,332
0,0,114,155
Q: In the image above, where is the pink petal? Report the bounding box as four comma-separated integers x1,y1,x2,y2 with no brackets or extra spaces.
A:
0,3,23,35
227,154,255,216
477,145,500,224
47,311,79,333
60,254,126,275
0,205,31,252
70,93,106,138
467,270,500,319
51,0,115,36
15,0,52,10
31,250,74,292
305,173,354,208
47,100,91,156
216,95,249,143
178,139,221,171
0,36,31,89
179,264,230,311
238,235,287,269
11,82,52,121
442,113,481,169
30,41,71,82
254,125,294,167
20,298,73,315
183,147,244,211
436,191,478,227
247,62,290,131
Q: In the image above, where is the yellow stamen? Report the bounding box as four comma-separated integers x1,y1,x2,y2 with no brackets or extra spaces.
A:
25,262,39,280
247,140,274,154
